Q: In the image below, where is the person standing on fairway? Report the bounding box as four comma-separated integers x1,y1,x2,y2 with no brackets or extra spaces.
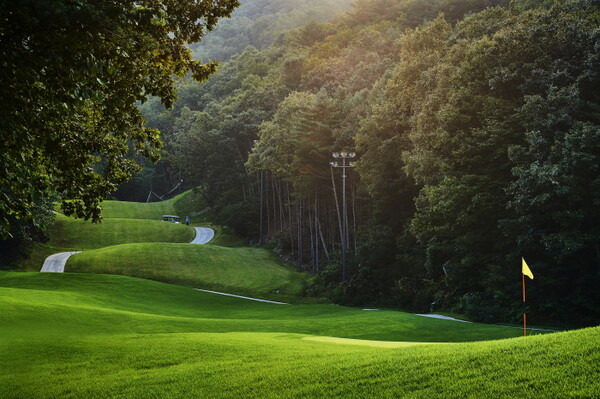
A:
185,216,190,225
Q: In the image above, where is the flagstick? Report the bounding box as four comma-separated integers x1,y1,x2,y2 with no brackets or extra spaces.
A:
522,272,526,336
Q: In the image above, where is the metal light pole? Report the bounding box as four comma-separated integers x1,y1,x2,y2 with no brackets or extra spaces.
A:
330,151,355,281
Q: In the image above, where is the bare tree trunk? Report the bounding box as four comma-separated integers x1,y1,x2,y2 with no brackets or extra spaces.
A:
287,183,294,262
271,172,277,236
329,203,335,255
265,172,270,240
317,217,330,261
297,195,303,268
308,194,315,272
314,193,319,272
330,166,344,252
259,171,264,244
277,179,285,233
351,183,357,257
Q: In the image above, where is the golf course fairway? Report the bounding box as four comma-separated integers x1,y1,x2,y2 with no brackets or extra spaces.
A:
1,272,598,398
3,194,597,398
66,243,308,301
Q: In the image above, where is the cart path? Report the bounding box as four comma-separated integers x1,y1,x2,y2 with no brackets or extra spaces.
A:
40,226,214,272
194,288,289,304
40,252,81,273
414,314,472,323
414,313,560,331
190,227,215,244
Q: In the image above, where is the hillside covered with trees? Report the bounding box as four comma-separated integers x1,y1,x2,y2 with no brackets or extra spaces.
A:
4,0,598,328
129,0,600,327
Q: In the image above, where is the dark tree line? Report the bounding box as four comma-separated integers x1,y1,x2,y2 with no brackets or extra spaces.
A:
0,0,239,245
130,0,600,325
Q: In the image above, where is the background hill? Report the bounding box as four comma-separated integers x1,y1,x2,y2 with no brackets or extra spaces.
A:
190,0,352,62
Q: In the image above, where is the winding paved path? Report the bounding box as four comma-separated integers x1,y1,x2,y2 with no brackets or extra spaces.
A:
40,225,214,273
414,313,559,331
40,251,81,273
194,288,288,304
414,314,472,323
190,227,215,244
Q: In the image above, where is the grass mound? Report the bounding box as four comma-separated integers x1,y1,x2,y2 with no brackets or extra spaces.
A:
100,191,189,220
48,214,195,250
1,272,596,398
67,243,307,301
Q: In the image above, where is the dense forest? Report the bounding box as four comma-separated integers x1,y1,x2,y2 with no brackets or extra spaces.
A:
5,0,599,326
128,0,600,326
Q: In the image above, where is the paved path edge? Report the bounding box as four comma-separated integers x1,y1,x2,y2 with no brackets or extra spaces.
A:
194,288,289,305
40,251,81,273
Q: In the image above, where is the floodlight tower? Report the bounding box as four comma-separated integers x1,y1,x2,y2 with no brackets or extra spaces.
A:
330,151,356,281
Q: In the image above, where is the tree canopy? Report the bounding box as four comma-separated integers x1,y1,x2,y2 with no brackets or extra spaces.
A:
0,0,238,238
12,0,598,326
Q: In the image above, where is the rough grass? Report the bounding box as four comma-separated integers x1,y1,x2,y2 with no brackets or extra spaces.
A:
1,272,597,399
12,214,195,272
66,243,307,301
49,214,195,250
100,191,189,220
11,190,243,271
205,224,248,247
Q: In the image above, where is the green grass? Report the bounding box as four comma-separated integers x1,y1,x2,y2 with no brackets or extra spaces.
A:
172,188,209,223
0,272,540,342
1,272,597,398
100,191,189,220
67,243,307,301
201,223,247,247
49,214,195,250
10,214,195,272
5,194,596,397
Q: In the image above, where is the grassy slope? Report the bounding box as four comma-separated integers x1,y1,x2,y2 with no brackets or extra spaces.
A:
62,191,292,299
67,244,307,300
9,194,597,397
0,272,529,342
49,214,195,250
100,192,187,219
17,213,195,271
1,272,597,398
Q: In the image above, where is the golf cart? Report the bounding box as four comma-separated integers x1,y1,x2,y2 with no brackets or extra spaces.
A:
162,215,180,224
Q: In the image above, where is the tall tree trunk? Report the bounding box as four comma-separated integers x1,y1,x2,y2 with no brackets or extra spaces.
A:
287,183,294,262
351,183,357,257
330,166,344,251
259,170,264,244
314,193,319,272
265,172,270,240
308,194,315,272
297,195,303,268
277,179,285,233
317,217,330,261
271,172,277,236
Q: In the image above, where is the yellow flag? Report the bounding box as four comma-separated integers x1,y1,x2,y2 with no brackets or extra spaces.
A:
522,258,534,279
